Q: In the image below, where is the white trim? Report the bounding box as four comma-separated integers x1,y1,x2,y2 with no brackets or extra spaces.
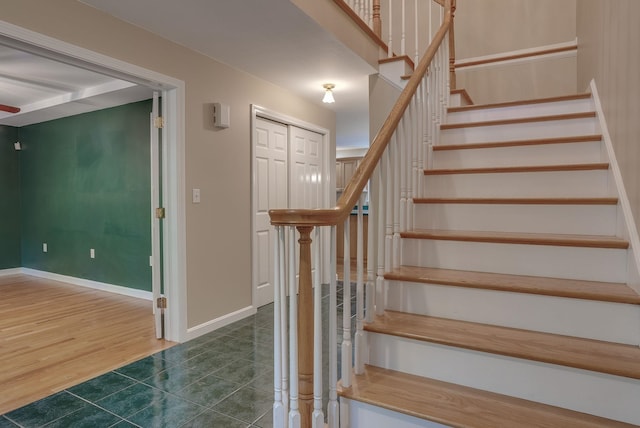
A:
186,305,256,341
20,268,153,300
250,105,333,308
455,39,578,71
0,268,22,277
590,80,640,294
337,147,368,159
0,20,187,343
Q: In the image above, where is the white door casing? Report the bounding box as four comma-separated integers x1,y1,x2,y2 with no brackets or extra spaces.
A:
150,92,163,338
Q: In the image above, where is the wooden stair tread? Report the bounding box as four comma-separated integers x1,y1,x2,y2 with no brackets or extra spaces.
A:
441,111,596,130
339,365,636,428
413,197,618,205
433,134,602,151
384,266,640,304
450,88,474,105
378,54,415,69
448,93,591,113
366,312,640,379
401,229,629,249
423,162,609,175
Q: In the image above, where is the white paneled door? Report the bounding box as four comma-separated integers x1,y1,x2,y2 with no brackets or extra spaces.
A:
253,117,326,307
289,126,324,284
254,118,289,307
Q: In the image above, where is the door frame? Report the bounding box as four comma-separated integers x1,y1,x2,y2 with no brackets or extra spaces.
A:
0,20,188,342
251,105,332,307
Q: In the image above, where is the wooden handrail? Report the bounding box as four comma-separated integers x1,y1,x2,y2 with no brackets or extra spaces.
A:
332,0,389,53
270,1,452,227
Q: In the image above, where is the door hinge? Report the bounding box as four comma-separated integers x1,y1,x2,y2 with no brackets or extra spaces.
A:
157,296,167,309
154,116,165,129
155,207,166,219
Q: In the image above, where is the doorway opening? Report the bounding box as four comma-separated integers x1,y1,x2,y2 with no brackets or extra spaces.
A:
0,22,187,342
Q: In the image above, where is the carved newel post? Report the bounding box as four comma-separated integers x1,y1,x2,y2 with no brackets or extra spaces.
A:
297,226,314,428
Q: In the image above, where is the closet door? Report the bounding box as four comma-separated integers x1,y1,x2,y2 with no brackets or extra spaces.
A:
289,126,324,284
254,117,288,307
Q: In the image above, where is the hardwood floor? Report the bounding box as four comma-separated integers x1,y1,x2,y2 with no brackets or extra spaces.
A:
0,274,175,414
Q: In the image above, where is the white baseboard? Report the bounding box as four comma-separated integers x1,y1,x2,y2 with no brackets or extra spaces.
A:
0,268,22,277
186,305,256,341
20,268,153,300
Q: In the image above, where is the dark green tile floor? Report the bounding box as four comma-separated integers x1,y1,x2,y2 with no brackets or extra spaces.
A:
1,284,356,428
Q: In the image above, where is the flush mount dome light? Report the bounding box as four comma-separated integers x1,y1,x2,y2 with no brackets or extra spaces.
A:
322,84,335,103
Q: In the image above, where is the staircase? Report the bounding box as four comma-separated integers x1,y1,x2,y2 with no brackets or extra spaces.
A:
337,93,640,427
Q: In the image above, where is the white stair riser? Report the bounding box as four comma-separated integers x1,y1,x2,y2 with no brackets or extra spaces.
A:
385,281,640,345
447,98,594,124
440,118,597,145
379,61,410,91
448,92,470,108
413,203,618,235
367,334,640,425
401,239,627,283
432,141,602,169
422,170,611,198
346,398,448,428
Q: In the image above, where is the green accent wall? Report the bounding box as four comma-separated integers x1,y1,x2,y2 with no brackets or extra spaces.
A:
19,100,152,291
0,125,21,269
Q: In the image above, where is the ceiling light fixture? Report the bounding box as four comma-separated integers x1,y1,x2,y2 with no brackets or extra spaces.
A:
322,84,335,104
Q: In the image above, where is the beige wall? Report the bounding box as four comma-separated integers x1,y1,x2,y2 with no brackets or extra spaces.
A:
577,0,640,235
0,0,336,330
454,0,577,104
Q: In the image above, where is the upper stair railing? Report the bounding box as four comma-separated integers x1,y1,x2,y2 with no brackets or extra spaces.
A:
269,1,452,427
334,0,456,88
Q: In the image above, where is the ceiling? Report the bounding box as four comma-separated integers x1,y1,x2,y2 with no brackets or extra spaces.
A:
0,0,376,147
0,45,153,127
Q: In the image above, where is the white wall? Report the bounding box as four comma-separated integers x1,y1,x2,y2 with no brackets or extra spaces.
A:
577,0,640,236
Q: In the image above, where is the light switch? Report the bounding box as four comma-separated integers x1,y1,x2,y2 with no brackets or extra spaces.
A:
192,188,201,204
90,248,95,259
43,243,47,253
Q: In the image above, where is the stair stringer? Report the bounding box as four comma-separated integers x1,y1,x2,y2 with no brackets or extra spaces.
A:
591,79,640,294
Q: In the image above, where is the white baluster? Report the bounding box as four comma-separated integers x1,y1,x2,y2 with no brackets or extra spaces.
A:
279,227,289,424
355,194,365,374
401,0,406,56
385,141,394,269
377,150,388,317
327,226,339,428
387,0,393,57
415,83,423,198
392,132,401,269
273,226,285,428
366,169,376,324
312,228,324,428
408,96,416,229
414,0,419,63
398,118,407,234
341,216,352,384
288,227,300,428
341,216,352,426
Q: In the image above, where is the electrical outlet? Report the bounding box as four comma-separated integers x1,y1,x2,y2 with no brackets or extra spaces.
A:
90,248,95,259
192,188,201,203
